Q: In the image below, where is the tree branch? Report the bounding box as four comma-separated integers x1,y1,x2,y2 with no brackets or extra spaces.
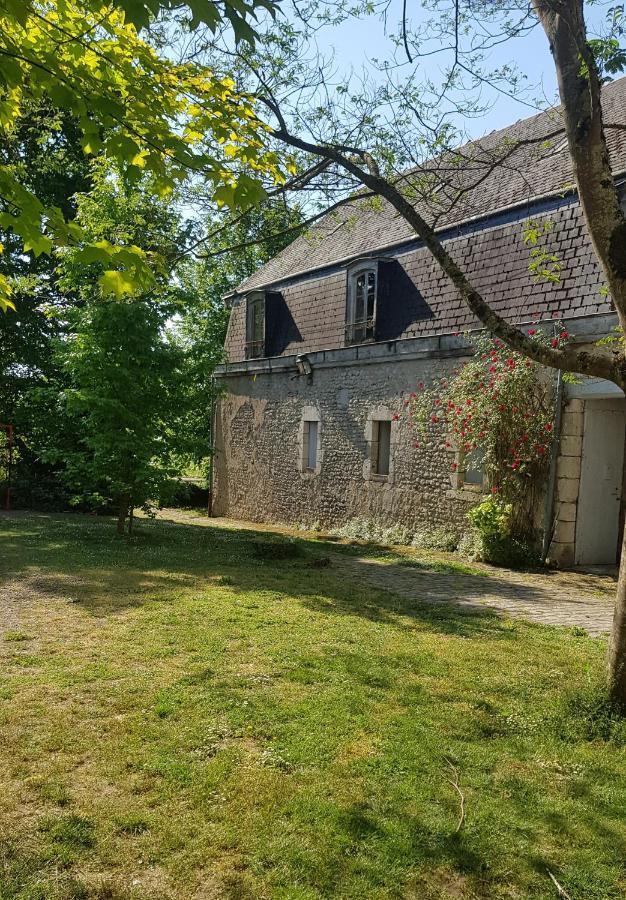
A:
270,121,623,386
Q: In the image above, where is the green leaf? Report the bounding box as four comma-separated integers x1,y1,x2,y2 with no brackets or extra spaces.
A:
99,270,138,299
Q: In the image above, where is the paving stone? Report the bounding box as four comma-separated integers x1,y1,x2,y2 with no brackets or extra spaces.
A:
333,554,614,638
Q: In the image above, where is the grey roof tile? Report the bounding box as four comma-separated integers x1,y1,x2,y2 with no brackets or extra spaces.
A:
238,77,626,292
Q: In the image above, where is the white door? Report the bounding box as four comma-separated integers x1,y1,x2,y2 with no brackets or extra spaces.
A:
575,399,626,565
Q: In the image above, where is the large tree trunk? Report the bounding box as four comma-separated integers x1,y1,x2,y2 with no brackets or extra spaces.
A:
533,1,626,708
270,0,626,708
609,507,626,708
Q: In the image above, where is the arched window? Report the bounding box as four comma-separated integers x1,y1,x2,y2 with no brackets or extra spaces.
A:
346,261,377,345
245,290,265,358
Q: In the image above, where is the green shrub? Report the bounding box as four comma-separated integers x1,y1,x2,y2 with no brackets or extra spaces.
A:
412,528,459,552
329,518,413,545
464,497,540,567
458,529,484,561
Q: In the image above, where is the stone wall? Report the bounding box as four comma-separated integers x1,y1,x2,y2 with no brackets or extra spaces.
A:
213,352,480,531
548,398,584,567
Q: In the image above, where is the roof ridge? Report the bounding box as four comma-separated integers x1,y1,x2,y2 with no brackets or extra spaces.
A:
234,75,626,294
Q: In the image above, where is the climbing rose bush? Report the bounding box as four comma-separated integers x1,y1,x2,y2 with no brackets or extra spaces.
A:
406,330,566,503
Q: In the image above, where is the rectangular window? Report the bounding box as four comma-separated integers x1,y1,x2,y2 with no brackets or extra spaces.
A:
245,292,265,359
463,447,484,486
304,420,318,471
372,419,391,477
346,265,376,345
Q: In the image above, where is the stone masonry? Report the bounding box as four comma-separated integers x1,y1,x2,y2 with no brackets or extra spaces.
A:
549,398,584,567
214,348,476,530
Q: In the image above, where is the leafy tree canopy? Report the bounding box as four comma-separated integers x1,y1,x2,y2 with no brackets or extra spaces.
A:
0,0,289,312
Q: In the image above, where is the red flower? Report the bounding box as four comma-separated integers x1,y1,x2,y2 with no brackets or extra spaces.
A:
413,441,420,448
445,441,451,448
544,423,553,432
560,330,569,339
431,415,439,423
528,329,536,336
418,381,425,389
410,392,417,398
489,365,496,373
537,445,546,455
466,398,472,406
491,486,498,494
435,398,441,406
551,338,559,348
392,414,399,421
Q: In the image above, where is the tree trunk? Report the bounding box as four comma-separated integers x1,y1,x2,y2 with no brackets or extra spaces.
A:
609,504,626,709
269,0,626,708
128,505,134,535
116,496,129,535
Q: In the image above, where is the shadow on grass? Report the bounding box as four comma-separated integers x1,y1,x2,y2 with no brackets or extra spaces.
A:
0,510,569,641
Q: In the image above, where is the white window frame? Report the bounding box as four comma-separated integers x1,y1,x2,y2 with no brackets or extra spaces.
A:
345,260,377,346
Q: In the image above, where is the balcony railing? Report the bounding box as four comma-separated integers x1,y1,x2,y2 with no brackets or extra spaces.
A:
345,318,375,346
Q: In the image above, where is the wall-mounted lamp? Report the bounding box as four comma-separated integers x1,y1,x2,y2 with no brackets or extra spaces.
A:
293,354,313,383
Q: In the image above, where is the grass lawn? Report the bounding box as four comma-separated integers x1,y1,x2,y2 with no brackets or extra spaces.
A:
1,512,625,900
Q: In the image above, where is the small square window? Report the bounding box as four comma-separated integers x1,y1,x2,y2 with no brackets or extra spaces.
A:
372,419,391,477
463,447,485,487
303,420,319,472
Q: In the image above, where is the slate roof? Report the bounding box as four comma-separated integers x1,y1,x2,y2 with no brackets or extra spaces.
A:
236,77,626,293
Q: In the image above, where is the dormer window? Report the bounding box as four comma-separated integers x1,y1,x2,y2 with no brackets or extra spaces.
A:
245,290,265,359
346,260,377,345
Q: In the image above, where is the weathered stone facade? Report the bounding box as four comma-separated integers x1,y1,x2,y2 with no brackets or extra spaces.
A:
550,398,584,567
214,339,477,530
215,316,624,570
214,79,626,563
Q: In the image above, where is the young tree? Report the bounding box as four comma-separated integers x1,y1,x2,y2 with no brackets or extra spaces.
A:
55,165,192,533
194,1,626,703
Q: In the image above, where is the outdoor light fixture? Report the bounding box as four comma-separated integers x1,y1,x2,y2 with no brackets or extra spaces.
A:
294,354,313,382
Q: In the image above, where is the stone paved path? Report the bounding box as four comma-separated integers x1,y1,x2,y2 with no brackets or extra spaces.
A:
332,554,615,636
160,511,617,637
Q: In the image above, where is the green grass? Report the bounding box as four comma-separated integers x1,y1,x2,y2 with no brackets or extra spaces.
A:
0,512,625,899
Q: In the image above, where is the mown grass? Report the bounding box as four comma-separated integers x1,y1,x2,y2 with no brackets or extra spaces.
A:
0,511,625,900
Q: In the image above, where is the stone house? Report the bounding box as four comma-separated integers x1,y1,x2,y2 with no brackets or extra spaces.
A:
213,77,626,567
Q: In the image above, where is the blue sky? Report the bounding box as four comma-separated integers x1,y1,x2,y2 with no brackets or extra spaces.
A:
309,0,610,140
